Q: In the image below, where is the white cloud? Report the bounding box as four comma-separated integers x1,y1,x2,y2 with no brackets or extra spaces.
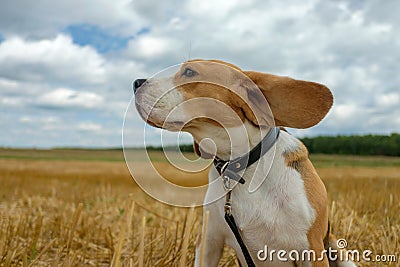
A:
78,122,102,131
0,78,18,88
130,36,171,57
0,0,400,147
37,88,103,109
376,93,400,107
16,115,64,133
19,116,34,123
0,35,106,85
0,0,144,38
19,116,59,125
1,97,22,107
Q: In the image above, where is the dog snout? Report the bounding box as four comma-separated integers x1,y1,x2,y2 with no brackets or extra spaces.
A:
133,79,147,93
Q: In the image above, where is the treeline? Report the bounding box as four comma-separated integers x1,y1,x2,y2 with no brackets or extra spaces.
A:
301,133,400,156
146,133,400,157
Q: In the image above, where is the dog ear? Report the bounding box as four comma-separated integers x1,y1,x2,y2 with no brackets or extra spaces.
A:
242,71,333,128
193,142,214,159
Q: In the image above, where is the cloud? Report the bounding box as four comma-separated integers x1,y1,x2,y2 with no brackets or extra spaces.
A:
130,36,172,58
376,93,400,107
0,0,399,148
0,0,144,38
78,122,103,131
0,34,106,86
37,88,103,109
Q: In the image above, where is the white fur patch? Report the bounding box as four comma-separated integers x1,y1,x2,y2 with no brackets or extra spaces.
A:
201,130,317,266
136,76,187,128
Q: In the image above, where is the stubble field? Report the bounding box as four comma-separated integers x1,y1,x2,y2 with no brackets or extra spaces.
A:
0,148,399,266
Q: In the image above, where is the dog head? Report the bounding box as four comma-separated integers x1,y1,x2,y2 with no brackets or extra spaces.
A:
134,59,333,157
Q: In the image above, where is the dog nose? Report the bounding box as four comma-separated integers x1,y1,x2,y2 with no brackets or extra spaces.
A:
133,79,147,93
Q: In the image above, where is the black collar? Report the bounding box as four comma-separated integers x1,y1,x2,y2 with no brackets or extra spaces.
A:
213,127,280,184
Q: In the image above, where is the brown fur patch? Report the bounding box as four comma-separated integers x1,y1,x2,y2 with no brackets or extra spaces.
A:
244,71,333,129
175,61,249,129
173,59,333,130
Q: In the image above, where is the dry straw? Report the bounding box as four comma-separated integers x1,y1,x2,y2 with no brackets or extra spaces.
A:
199,210,210,267
179,206,196,267
67,203,83,251
0,151,399,266
139,216,146,267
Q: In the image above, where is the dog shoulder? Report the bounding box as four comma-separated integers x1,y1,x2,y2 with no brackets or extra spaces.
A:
280,131,327,208
281,131,329,252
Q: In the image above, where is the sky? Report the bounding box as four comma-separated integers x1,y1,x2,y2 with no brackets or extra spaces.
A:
0,0,399,148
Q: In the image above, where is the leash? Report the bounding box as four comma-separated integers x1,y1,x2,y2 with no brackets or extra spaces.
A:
213,127,280,267
224,190,255,267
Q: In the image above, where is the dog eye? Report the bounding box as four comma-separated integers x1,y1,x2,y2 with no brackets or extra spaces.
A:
183,68,197,77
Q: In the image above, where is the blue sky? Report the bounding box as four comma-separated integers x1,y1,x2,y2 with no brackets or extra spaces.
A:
0,0,399,148
64,25,150,54
65,24,132,53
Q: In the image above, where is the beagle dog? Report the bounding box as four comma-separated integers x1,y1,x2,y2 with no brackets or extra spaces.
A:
134,59,356,267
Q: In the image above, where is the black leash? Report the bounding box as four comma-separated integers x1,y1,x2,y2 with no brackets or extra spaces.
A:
213,127,280,267
224,191,256,267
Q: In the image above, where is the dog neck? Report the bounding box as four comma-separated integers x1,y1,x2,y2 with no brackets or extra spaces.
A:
190,120,271,161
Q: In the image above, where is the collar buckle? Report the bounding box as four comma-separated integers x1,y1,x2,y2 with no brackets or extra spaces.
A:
223,175,233,191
